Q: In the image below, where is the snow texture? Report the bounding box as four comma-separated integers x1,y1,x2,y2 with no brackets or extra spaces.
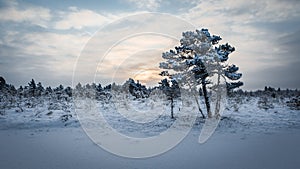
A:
0,87,300,169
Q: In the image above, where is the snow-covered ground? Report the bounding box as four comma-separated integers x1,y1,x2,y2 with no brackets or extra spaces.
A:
0,95,300,169
1,95,299,134
1,127,299,169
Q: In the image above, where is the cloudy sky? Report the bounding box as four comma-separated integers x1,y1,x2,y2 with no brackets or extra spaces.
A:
0,0,299,90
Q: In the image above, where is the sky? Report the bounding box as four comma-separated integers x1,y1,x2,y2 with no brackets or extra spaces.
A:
0,0,299,90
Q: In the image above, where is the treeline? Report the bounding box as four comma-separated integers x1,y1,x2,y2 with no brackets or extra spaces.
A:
0,77,154,101
0,77,299,101
229,86,299,98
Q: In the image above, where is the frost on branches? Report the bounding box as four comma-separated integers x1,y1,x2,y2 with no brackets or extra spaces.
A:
158,78,180,119
159,29,243,118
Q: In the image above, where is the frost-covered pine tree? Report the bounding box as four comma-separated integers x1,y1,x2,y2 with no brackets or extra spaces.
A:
64,86,72,97
159,29,243,118
36,82,44,96
45,86,53,95
159,78,180,119
122,78,150,99
28,79,37,97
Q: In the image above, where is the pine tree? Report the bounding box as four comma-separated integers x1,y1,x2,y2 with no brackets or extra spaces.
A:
45,86,53,95
159,78,180,118
28,79,36,97
104,84,111,91
17,86,23,97
36,82,44,96
64,86,72,97
159,29,243,118
122,78,150,99
96,83,102,92
74,83,83,98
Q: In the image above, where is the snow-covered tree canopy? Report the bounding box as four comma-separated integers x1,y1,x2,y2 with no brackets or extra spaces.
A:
159,78,180,100
159,28,243,91
159,28,243,118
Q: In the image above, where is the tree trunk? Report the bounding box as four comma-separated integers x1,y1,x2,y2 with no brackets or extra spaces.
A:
214,70,221,118
188,83,205,118
202,79,212,118
171,97,174,119
193,93,205,119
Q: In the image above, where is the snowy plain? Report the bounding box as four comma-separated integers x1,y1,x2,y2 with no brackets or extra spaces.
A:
0,94,300,169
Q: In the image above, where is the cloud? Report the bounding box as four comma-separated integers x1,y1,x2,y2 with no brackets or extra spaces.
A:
183,0,300,34
91,33,178,86
54,7,110,30
71,13,197,86
126,0,162,10
179,0,300,90
188,0,299,23
0,28,91,86
21,32,90,57
0,28,90,58
0,0,51,28
256,0,300,22
1,0,299,90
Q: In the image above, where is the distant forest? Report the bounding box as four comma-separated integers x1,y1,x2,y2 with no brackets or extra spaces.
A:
0,76,299,119
0,76,299,99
